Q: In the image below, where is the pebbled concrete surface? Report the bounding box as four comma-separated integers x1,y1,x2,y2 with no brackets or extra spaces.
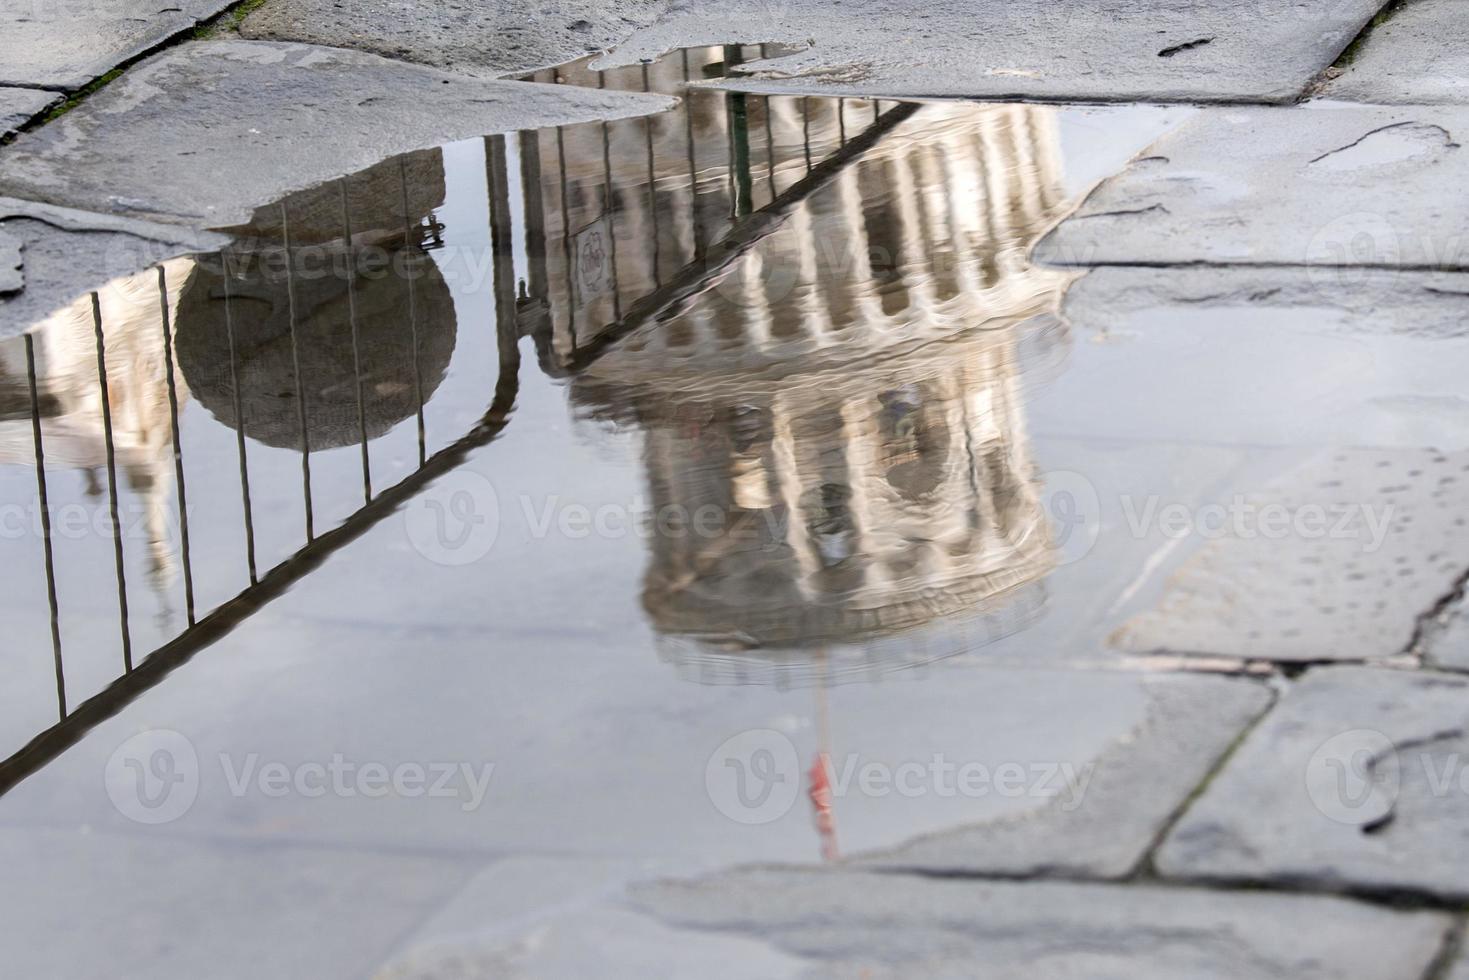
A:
1036,105,1469,270
0,0,232,91
0,40,674,229
0,87,56,139
598,0,1385,103
243,0,670,79
1324,0,1469,105
857,674,1272,877
633,868,1453,978
1157,666,1469,899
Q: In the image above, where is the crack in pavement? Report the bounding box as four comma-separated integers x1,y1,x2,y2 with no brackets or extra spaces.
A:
1306,120,1460,165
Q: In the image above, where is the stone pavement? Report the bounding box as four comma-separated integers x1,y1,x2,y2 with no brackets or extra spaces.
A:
247,0,1388,103
0,88,56,139
0,0,233,91
1325,0,1469,104
0,1,1467,977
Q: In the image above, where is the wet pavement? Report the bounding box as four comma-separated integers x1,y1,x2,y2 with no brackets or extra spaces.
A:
0,16,1465,980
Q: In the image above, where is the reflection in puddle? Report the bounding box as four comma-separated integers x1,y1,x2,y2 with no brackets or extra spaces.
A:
0,47,1076,795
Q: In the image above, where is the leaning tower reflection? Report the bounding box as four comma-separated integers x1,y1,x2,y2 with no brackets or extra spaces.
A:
523,49,1076,683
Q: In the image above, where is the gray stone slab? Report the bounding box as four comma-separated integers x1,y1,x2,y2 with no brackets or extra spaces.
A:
243,0,669,79
0,86,56,138
857,674,1272,877
1157,666,1469,899
0,40,674,229
598,0,1382,103
0,0,231,91
0,825,473,980
1036,105,1469,269
1061,265,1469,338
372,857,809,978
633,869,1452,978
0,205,219,338
1325,0,1469,105
1423,596,1469,670
1114,447,1469,663
0,230,19,294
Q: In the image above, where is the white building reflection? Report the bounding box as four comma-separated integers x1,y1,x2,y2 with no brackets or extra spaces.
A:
0,261,193,589
521,49,1076,683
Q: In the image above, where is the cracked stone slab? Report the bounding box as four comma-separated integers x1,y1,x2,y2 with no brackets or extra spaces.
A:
0,86,56,139
1158,666,1469,899
1114,447,1469,662
856,674,1272,877
243,0,670,79
1324,0,1469,105
0,40,674,229
597,0,1383,103
0,0,232,91
1061,266,1469,339
633,869,1452,978
1036,105,1469,269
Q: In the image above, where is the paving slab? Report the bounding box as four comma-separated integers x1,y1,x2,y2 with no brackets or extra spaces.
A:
0,0,232,91
1423,596,1469,670
0,825,473,980
0,200,223,339
243,0,670,79
0,40,674,229
1060,265,1469,338
0,229,20,294
856,674,1272,877
1324,0,1469,105
1114,447,1469,663
1157,666,1469,899
596,0,1383,103
1036,104,1469,269
372,856,808,978
632,869,1452,979
0,86,56,139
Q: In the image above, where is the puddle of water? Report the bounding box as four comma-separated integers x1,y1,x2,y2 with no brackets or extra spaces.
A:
20,42,1441,977
0,47,1186,755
